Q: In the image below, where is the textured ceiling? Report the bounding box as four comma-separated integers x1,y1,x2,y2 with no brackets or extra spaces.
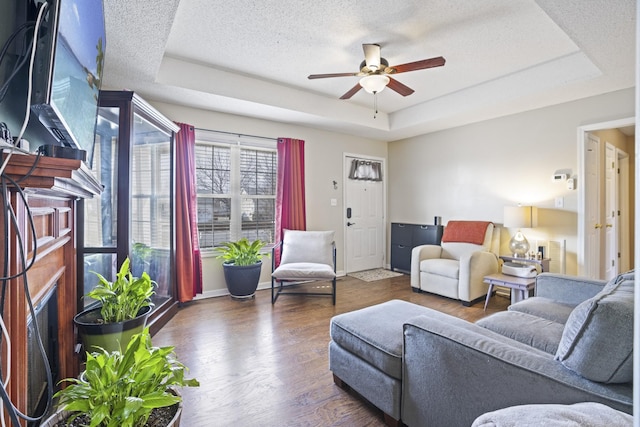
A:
102,0,636,141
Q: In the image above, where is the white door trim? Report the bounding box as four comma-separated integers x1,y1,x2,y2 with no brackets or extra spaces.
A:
618,149,630,272
342,152,387,273
576,116,634,277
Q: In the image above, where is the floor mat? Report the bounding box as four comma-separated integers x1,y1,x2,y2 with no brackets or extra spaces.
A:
348,268,404,282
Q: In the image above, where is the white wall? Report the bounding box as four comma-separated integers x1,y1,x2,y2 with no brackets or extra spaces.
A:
150,101,388,297
388,88,635,275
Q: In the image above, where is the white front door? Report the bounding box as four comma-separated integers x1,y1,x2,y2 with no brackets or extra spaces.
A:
344,156,384,273
584,133,601,279
604,143,618,280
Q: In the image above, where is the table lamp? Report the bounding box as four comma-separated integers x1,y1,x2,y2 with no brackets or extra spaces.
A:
504,205,537,257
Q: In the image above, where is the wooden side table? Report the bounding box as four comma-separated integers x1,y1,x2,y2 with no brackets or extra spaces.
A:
483,273,536,311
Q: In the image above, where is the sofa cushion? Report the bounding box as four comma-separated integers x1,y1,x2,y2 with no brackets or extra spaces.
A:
330,299,429,380
420,258,459,279
476,311,564,354
555,270,634,383
508,297,575,324
472,402,633,427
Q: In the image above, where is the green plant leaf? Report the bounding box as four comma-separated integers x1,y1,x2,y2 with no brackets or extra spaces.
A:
86,257,155,323
55,328,198,426
213,238,267,266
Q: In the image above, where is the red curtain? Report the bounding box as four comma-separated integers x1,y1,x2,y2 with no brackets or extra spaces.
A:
275,138,306,263
175,123,203,302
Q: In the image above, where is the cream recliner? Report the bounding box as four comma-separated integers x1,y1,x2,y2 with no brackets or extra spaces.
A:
411,221,499,305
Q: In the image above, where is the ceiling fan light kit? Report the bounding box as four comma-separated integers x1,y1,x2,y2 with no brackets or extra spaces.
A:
308,43,446,103
359,74,390,94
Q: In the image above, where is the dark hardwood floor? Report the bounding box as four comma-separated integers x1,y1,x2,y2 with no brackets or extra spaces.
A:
152,274,509,426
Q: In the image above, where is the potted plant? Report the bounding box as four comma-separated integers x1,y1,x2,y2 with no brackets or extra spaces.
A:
41,328,199,427
74,257,155,353
214,238,267,299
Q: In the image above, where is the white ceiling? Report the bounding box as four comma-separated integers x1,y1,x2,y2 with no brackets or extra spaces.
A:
102,0,636,141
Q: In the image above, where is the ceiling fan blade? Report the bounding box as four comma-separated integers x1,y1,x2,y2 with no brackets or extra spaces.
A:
308,72,359,79
387,56,446,74
340,83,362,99
363,43,381,70
386,77,414,96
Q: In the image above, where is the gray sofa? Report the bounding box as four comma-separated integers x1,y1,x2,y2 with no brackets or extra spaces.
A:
329,271,633,426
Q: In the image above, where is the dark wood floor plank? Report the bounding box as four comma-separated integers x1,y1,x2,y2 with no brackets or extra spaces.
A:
152,274,509,426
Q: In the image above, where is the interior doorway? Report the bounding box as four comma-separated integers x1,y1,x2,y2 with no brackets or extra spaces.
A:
577,117,635,279
343,154,386,273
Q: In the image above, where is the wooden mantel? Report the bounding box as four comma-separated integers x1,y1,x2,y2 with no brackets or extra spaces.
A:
2,152,102,197
0,151,100,424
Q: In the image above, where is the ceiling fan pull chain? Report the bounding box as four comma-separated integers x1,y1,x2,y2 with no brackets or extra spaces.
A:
373,91,378,119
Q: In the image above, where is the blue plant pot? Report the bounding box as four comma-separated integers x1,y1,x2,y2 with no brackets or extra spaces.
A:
222,261,262,299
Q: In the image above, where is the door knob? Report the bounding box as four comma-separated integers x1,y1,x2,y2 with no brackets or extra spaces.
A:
347,222,356,226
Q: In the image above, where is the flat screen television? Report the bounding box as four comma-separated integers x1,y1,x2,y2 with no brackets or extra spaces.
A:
30,0,106,165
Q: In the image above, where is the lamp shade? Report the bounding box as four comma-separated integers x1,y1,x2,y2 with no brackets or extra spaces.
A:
503,206,537,228
359,74,390,94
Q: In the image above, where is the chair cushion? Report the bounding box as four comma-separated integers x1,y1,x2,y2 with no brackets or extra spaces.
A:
476,311,564,354
279,230,334,266
555,270,634,383
508,297,576,324
419,258,459,279
272,262,336,280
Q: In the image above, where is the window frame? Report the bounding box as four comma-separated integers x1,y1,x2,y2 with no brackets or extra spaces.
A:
194,130,277,250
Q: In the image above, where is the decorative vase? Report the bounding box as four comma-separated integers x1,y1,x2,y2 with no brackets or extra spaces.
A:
222,261,262,299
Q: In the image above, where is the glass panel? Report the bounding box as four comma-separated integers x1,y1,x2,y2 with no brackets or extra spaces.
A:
240,149,276,195
196,144,231,194
241,198,275,243
197,197,231,247
82,253,116,307
131,111,172,307
85,107,119,248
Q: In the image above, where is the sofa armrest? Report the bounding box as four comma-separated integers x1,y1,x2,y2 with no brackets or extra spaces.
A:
401,314,632,427
410,245,443,288
458,251,499,302
535,273,607,305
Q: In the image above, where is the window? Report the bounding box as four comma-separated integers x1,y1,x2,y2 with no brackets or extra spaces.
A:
195,130,277,248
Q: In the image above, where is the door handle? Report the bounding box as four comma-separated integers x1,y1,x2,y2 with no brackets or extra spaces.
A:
606,224,613,228
347,222,356,226
594,223,602,229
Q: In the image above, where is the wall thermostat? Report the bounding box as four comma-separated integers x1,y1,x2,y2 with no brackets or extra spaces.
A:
553,173,568,181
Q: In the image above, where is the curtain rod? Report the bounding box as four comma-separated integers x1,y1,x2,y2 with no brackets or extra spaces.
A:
194,128,277,142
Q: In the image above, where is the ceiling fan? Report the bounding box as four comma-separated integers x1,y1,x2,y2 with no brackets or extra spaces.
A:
308,43,445,100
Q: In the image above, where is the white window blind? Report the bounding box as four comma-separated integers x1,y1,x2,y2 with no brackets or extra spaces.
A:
195,130,277,248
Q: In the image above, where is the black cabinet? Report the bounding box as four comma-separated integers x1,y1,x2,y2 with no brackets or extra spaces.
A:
391,223,444,273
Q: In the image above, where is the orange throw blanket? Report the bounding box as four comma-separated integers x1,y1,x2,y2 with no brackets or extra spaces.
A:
442,221,492,245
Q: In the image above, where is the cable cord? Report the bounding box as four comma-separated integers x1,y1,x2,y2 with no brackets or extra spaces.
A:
0,175,52,426
0,3,54,425
0,22,35,103
0,1,48,177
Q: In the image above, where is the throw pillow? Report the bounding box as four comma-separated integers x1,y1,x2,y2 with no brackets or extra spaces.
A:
280,230,335,266
555,270,634,383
